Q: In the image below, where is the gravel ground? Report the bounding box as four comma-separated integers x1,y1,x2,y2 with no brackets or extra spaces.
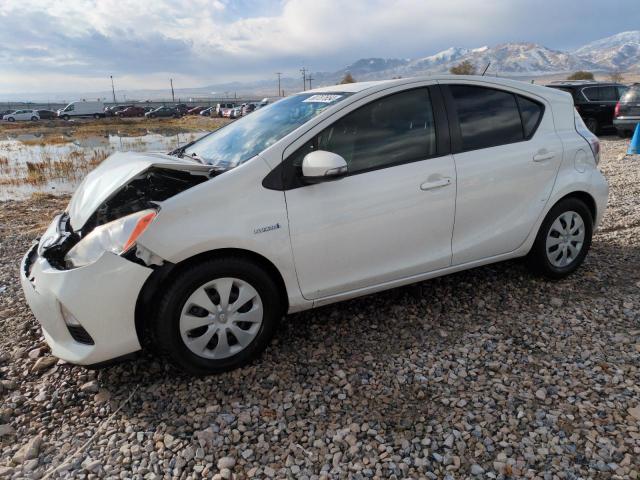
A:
0,137,639,479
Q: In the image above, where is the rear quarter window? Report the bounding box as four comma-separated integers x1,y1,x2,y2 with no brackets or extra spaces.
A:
517,96,544,139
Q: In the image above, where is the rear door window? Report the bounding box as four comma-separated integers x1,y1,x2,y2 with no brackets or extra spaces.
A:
448,85,524,151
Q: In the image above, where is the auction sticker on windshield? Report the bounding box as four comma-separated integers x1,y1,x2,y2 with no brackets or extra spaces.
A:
303,94,343,103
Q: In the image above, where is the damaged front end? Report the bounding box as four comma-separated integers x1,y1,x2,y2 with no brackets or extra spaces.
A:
38,152,218,270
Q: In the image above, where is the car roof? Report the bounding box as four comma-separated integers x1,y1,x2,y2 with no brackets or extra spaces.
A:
546,81,623,88
305,74,569,101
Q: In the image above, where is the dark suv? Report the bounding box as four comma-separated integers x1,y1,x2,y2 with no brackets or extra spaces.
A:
613,83,640,137
546,81,628,134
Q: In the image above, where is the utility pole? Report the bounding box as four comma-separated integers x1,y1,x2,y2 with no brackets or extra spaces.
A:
307,75,314,90
275,72,282,97
110,75,116,103
170,78,175,103
300,68,307,91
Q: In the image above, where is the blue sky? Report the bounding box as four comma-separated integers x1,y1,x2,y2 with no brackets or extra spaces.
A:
0,0,638,94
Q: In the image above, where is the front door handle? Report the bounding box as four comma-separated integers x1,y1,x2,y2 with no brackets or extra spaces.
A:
533,152,555,162
420,177,452,191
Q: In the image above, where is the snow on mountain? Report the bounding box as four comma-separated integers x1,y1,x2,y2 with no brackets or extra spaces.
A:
453,42,600,75
328,42,598,81
574,30,640,72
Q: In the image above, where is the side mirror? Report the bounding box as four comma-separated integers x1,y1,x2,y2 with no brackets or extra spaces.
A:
301,150,348,183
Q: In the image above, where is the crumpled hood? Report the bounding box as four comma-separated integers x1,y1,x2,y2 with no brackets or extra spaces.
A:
67,151,212,231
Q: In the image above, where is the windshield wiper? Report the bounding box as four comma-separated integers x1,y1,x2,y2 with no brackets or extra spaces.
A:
187,152,206,164
169,139,197,158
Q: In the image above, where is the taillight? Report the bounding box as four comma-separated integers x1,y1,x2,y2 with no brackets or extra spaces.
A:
574,108,600,165
614,101,621,118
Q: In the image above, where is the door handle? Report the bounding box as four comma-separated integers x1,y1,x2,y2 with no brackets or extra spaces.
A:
533,152,555,162
420,177,452,191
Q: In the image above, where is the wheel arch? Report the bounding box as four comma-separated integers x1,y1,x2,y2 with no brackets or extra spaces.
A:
134,248,289,348
557,190,597,221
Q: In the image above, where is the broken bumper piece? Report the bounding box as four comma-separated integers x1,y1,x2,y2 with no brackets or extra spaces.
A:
20,243,153,365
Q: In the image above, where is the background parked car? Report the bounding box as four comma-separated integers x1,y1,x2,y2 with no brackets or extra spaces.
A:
36,109,57,120
175,104,190,115
215,103,235,117
242,103,258,115
0,110,15,117
613,83,640,137
115,106,146,118
3,109,39,121
187,106,206,115
229,106,243,119
57,101,105,120
145,106,181,118
104,104,133,117
199,106,214,117
546,81,628,134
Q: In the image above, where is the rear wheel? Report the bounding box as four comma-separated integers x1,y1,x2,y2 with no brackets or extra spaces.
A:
526,198,593,279
31,116,38,121
585,117,599,134
152,257,282,375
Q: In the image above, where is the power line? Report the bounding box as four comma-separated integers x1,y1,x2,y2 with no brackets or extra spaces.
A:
307,75,314,90
170,78,175,103
275,72,282,97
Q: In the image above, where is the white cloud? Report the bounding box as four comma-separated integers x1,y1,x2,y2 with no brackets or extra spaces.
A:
0,0,638,95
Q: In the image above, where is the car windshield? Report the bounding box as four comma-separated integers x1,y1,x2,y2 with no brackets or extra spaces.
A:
183,92,352,168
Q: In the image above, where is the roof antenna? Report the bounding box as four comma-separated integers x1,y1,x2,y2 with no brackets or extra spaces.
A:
481,62,491,76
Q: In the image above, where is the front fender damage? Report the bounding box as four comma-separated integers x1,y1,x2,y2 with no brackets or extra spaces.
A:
41,166,215,269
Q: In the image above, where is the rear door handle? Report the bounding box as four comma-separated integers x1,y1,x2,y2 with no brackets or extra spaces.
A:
420,177,452,191
533,152,555,162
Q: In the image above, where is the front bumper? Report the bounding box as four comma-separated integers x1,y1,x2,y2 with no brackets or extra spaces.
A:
20,244,153,365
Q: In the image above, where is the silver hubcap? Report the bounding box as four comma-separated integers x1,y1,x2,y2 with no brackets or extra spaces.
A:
179,277,263,359
545,211,585,268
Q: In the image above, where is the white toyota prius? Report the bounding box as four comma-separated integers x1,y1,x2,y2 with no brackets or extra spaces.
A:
21,76,608,375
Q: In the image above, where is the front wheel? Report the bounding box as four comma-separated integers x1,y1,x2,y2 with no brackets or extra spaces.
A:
152,257,283,375
31,116,38,121
526,198,593,279
7,117,15,122
62,115,70,121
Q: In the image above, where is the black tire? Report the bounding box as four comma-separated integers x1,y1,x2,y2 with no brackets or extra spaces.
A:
617,129,632,138
526,197,593,279
7,117,14,122
62,115,70,121
585,117,599,134
31,116,38,121
152,257,283,375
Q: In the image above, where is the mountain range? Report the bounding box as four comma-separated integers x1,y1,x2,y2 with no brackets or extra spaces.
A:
322,30,640,82
3,30,639,102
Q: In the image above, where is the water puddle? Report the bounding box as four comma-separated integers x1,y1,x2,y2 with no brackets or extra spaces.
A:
0,130,206,200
